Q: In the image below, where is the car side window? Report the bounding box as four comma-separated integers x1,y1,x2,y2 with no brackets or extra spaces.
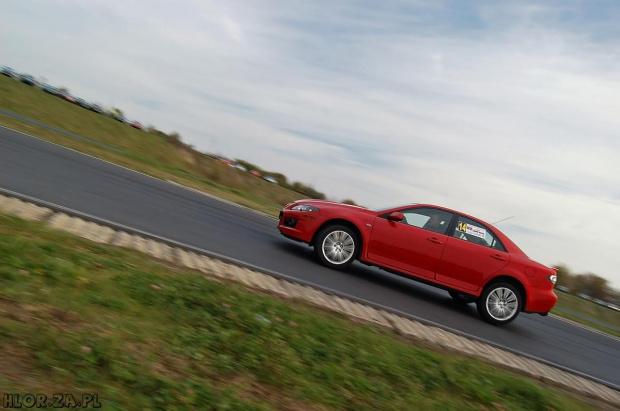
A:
399,208,454,235
452,216,506,252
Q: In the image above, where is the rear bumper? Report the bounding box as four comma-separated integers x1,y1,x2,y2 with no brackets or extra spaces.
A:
524,286,558,313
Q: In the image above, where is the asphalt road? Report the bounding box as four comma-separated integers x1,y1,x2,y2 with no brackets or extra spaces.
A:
1,126,619,387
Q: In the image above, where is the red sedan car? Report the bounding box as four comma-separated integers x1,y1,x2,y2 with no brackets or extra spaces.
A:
278,200,558,326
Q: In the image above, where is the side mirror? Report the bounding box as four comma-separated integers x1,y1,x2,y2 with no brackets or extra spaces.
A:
388,212,404,222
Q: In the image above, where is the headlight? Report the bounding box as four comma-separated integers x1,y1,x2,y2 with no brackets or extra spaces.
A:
292,205,319,212
548,274,557,284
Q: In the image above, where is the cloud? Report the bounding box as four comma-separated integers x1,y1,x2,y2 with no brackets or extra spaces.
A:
222,15,245,44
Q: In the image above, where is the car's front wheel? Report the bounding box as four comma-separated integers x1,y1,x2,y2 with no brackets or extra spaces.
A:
314,225,358,270
477,282,522,326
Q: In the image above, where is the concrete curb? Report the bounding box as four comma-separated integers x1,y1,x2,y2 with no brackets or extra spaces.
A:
0,188,618,407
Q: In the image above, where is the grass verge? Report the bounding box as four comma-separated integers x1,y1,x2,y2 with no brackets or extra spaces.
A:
552,292,620,338
0,212,598,410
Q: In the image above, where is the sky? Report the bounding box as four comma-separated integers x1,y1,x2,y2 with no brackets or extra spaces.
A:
2,1,620,287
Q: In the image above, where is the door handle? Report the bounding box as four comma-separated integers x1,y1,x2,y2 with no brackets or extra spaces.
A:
491,254,506,261
427,237,443,244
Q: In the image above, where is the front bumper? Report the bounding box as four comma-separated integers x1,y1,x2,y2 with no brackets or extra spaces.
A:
277,210,322,244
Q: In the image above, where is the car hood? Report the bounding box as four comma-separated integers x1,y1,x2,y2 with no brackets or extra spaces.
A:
290,199,378,215
292,199,363,208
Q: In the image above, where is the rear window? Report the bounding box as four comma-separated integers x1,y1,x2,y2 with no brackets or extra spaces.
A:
451,216,506,252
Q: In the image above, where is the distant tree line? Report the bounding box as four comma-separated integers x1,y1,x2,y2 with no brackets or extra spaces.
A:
554,264,619,302
234,159,327,199
146,126,184,148
143,128,331,200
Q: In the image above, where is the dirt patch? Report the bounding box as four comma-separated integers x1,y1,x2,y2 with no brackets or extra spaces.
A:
151,355,198,381
0,300,82,331
227,375,328,411
177,147,196,166
0,342,37,382
0,342,68,393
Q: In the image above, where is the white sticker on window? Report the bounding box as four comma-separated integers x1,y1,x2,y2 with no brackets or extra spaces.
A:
458,222,486,239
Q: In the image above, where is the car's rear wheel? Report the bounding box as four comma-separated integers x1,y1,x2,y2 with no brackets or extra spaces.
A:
477,282,522,326
314,225,358,270
448,291,477,304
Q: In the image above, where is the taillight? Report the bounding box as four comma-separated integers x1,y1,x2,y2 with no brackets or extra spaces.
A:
546,267,559,285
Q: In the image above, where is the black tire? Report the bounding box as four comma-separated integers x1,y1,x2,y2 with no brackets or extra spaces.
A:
448,291,477,304
314,225,358,270
476,282,522,326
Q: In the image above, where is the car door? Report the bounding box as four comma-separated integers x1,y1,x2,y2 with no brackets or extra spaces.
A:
434,215,510,291
367,207,454,279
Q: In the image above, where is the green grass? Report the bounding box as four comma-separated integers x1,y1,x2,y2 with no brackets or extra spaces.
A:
0,75,303,217
0,213,597,410
552,292,620,337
